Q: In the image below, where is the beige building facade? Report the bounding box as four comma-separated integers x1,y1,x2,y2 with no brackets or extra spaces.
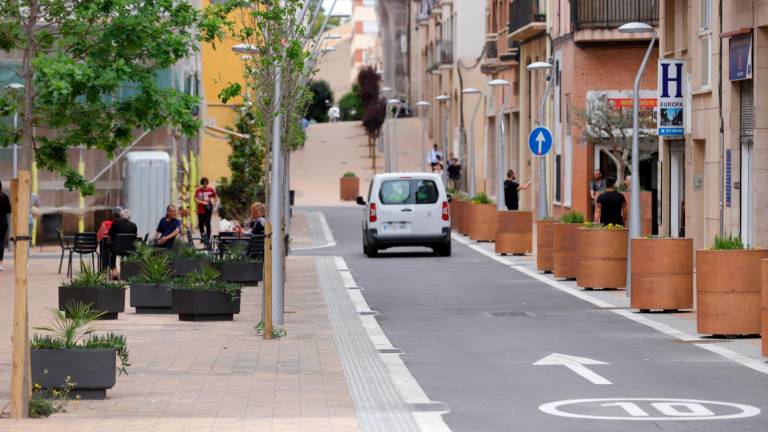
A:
661,0,768,249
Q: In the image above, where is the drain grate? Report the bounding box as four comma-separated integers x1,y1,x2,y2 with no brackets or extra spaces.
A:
483,311,533,318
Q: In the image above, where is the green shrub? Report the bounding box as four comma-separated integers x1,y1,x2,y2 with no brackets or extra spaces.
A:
581,222,625,230
339,87,363,121
61,263,125,290
560,211,585,224
471,192,494,205
174,243,208,259
343,171,357,178
712,233,745,250
173,266,240,299
129,253,173,284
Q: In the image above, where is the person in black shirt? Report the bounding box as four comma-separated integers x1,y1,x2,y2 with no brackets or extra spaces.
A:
595,177,626,226
447,157,462,191
503,170,531,211
0,181,11,271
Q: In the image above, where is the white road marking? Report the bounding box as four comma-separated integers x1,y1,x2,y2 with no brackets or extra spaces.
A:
534,353,613,385
452,233,768,377
333,256,452,432
539,398,761,421
292,211,337,250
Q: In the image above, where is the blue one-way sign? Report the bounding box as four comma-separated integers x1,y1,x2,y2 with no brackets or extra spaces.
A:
528,127,553,156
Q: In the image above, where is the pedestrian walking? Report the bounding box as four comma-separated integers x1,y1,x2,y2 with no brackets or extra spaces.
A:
447,157,462,191
97,210,119,271
194,177,217,241
154,205,182,249
0,181,11,271
594,177,627,226
328,106,341,123
589,169,606,220
503,170,531,211
428,144,442,171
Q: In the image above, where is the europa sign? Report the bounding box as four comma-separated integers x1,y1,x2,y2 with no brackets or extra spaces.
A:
658,59,685,137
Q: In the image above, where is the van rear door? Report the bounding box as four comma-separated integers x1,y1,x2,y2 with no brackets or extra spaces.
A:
411,178,444,235
376,178,416,236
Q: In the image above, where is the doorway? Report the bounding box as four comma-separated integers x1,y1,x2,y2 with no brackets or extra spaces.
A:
740,138,753,246
669,142,685,237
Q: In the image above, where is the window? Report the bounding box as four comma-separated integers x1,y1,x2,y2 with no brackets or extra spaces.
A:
414,180,439,204
379,180,411,205
698,0,712,88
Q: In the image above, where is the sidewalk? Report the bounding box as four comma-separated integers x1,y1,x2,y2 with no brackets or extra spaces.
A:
0,238,359,431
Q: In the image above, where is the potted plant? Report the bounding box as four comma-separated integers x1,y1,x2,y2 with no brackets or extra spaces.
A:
762,259,767,357
59,263,126,320
119,242,153,280
172,266,241,321
340,171,359,201
536,217,556,273
171,243,212,276
576,223,628,290
696,234,768,336
129,252,174,313
495,210,532,255
31,302,129,400
467,193,496,241
211,242,263,284
631,236,693,312
553,211,584,280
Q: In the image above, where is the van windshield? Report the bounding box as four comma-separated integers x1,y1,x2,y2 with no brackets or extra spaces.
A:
379,179,439,205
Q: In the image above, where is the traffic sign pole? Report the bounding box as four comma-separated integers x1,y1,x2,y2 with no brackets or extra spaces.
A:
535,77,553,220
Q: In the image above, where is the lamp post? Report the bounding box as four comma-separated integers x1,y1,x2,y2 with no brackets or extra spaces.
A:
386,98,402,171
527,61,554,220
461,88,482,197
618,21,657,296
436,94,451,183
382,87,393,171
487,79,510,211
6,83,23,178
416,101,431,172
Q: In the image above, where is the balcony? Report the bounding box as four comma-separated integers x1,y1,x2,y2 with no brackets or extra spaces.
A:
508,0,546,41
571,0,658,42
481,35,517,75
416,0,440,22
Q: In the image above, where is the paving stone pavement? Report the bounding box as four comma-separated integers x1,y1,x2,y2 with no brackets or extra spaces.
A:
0,247,360,431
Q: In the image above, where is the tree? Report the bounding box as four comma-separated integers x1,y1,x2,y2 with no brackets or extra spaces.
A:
217,110,265,222
306,79,333,123
339,86,363,121
355,66,385,159
576,94,658,175
0,0,217,417
357,65,382,108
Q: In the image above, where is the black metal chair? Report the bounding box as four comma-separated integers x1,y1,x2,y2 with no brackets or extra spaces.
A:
247,234,265,259
57,229,74,274
218,232,252,255
67,232,98,278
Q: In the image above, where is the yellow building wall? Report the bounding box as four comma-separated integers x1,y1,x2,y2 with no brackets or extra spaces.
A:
199,0,248,184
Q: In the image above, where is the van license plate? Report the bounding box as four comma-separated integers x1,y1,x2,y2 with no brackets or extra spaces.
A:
382,222,410,233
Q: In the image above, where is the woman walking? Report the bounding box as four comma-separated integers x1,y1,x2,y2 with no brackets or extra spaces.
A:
0,181,12,271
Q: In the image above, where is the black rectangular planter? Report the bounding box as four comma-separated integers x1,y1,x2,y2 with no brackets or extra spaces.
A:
172,289,241,321
211,261,263,284
119,261,141,281
31,349,116,400
130,283,173,313
58,286,125,320
171,258,212,276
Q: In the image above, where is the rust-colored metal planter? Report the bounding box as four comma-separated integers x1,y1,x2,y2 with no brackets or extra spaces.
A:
576,228,628,290
495,211,532,255
696,249,768,336
339,176,359,201
553,223,581,280
762,259,768,357
631,238,693,311
467,203,497,241
451,200,467,235
536,220,555,273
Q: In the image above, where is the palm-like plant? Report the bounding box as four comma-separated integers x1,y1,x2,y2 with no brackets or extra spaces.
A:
62,262,125,289
132,253,174,284
33,302,104,348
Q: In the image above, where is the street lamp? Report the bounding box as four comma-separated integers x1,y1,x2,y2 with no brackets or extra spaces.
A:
526,61,554,220
5,83,23,178
416,101,431,172
436,94,451,184
488,79,511,211
386,98,402,172
462,87,482,197
619,21,657,296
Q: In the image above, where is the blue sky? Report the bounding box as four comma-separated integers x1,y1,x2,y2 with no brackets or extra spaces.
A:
323,0,352,16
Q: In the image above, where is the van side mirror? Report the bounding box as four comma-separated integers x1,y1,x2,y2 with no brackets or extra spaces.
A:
446,194,453,203
356,196,366,206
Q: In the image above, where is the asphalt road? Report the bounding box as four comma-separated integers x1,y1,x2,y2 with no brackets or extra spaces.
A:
299,207,768,432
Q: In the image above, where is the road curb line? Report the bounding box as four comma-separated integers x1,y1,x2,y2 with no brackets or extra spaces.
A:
291,211,337,251
452,233,768,377
333,257,452,432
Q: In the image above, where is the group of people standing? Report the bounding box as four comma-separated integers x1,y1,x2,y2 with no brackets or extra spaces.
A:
428,144,463,191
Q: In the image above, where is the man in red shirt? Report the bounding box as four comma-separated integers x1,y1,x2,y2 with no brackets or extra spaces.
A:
194,177,218,240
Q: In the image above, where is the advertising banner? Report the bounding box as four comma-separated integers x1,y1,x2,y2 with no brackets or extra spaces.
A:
658,59,685,137
729,34,752,81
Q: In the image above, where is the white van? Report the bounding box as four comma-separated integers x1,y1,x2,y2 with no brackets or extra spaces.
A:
357,173,451,257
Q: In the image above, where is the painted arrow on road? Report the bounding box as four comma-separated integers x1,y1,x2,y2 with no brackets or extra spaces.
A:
534,353,613,385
